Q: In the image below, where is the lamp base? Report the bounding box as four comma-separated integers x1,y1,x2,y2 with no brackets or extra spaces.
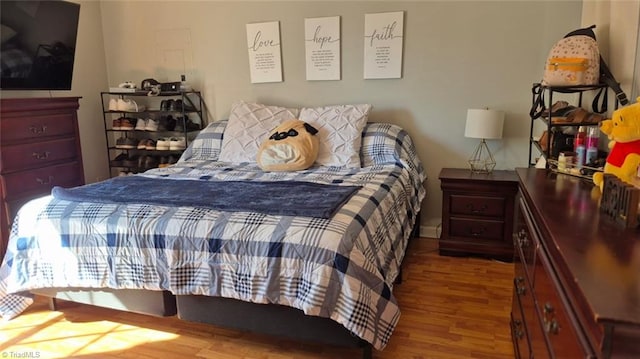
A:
468,139,496,173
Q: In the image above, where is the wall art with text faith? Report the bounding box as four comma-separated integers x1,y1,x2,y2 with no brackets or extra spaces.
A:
363,11,404,79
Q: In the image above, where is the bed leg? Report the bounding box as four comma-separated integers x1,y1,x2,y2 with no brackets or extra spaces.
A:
47,297,58,311
362,344,373,359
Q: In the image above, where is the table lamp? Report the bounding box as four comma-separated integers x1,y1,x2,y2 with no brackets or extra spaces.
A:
464,108,504,173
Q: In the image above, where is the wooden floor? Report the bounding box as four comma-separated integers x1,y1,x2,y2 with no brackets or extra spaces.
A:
0,238,515,358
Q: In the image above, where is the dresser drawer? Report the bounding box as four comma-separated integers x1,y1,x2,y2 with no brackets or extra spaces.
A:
1,162,83,201
535,247,594,358
450,194,506,217
0,138,79,173
449,217,504,240
0,112,76,144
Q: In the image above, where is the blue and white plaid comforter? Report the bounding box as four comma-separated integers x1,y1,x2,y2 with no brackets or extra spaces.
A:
0,122,425,350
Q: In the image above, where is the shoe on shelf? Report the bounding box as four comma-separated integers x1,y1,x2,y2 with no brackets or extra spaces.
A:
115,137,126,149
123,155,139,168
117,98,146,112
563,108,605,124
186,118,201,131
145,139,157,150
161,99,174,111
165,115,177,131
138,155,159,170
156,138,170,150
145,155,159,169
112,118,122,130
167,155,178,165
174,117,185,132
171,99,183,112
135,118,147,131
120,118,135,130
542,101,570,118
116,137,137,149
137,139,148,149
109,98,118,111
158,156,169,168
145,118,159,131
169,137,186,150
110,152,128,167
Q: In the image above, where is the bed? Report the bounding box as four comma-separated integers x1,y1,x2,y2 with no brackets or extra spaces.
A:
0,105,426,357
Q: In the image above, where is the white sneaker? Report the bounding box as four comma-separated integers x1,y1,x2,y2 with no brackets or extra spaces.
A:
156,138,170,150
169,137,186,150
117,98,146,112
135,118,147,131
108,98,118,111
145,118,159,131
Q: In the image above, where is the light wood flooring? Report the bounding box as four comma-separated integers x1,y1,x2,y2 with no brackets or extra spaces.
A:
0,238,515,358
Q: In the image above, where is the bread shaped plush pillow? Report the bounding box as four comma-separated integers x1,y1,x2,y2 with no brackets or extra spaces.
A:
257,119,319,171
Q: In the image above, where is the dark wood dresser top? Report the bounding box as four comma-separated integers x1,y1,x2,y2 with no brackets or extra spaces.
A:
516,167,640,328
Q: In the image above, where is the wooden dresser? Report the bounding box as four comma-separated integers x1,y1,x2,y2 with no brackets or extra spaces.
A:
0,97,84,262
512,168,640,359
439,168,518,261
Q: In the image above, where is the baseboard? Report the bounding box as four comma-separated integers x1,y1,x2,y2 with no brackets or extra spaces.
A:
419,225,440,239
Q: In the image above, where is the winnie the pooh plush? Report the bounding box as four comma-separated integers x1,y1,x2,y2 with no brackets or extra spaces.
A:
593,97,640,190
257,119,319,172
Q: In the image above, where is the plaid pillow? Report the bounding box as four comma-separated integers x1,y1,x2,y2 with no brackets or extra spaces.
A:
179,119,228,162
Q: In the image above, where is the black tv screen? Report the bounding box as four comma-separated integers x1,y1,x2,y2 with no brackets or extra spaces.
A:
1,0,80,90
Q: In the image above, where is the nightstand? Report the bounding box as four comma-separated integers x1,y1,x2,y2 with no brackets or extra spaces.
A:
438,168,518,261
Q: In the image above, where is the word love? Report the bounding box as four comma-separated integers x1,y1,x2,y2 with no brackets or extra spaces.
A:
249,31,279,52
366,21,400,47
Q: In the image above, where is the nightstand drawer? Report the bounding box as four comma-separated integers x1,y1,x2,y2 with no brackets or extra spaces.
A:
450,194,506,217
449,217,504,240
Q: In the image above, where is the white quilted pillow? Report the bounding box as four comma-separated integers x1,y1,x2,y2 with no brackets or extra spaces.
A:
219,101,299,163
299,104,372,168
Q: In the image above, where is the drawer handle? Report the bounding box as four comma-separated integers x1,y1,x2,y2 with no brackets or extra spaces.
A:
32,151,51,160
465,203,488,214
514,229,530,248
36,176,54,185
29,125,47,134
543,302,560,335
515,276,526,295
467,225,486,237
512,319,524,340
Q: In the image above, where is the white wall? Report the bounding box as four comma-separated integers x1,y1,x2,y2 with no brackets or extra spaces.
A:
582,0,640,103
0,0,636,234
98,1,585,234
1,0,110,184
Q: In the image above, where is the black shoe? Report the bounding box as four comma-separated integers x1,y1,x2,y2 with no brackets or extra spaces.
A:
175,116,185,132
161,99,174,111
171,99,183,111
110,153,128,167
144,155,159,169
123,155,139,168
165,115,176,131
186,118,201,131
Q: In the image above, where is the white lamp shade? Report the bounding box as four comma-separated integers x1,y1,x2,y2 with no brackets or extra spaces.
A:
464,109,505,139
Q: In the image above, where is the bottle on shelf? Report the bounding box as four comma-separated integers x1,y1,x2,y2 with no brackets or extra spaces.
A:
585,126,599,165
574,126,586,168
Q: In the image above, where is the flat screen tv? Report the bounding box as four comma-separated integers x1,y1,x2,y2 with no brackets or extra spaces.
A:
1,0,80,90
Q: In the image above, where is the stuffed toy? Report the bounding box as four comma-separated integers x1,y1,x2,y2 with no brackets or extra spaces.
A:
593,97,640,190
257,119,319,172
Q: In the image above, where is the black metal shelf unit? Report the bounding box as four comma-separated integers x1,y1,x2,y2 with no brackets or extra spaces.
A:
100,90,206,177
